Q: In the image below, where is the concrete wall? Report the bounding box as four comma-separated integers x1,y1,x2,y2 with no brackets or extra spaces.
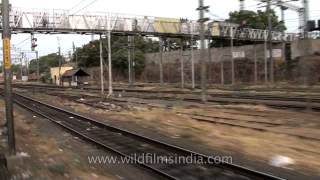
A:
142,44,284,84
50,66,73,85
291,39,320,59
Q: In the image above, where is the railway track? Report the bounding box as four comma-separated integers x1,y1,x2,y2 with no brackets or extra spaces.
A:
12,93,284,180
40,91,320,142
177,112,320,141
11,84,320,110
0,154,9,180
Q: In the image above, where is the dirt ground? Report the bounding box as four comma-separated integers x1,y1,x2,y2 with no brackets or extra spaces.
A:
0,99,160,180
22,90,320,179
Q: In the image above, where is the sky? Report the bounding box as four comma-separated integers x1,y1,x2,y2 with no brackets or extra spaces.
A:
3,0,320,63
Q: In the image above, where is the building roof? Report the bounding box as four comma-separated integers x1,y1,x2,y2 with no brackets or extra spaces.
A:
61,69,90,78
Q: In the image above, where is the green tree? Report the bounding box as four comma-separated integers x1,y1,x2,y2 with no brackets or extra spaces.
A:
74,36,158,75
0,64,20,74
211,9,287,47
227,10,286,31
29,53,63,74
28,53,64,81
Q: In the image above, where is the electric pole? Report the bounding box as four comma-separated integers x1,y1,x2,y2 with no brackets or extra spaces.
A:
254,42,258,84
36,51,40,82
230,27,235,85
20,52,24,80
99,35,104,95
107,30,113,96
198,0,209,102
57,37,62,86
180,39,185,89
239,0,245,11
267,0,274,83
2,0,16,155
128,36,133,87
303,0,310,38
264,31,268,83
159,37,164,87
280,6,286,61
72,42,78,69
190,34,195,89
132,36,136,85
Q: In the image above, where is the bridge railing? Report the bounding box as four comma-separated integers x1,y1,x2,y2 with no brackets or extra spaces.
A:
0,7,307,42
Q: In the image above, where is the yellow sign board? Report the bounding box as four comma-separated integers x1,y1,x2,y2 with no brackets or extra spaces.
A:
3,38,11,69
154,17,180,34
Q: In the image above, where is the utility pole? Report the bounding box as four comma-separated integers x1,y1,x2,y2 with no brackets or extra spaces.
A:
107,30,113,96
36,51,40,82
128,36,133,87
254,42,258,84
207,37,212,84
99,35,104,95
190,35,195,89
180,39,184,89
132,36,136,85
159,37,164,87
239,0,245,11
267,0,274,83
220,45,225,85
303,0,310,38
57,37,62,86
280,6,286,61
264,31,268,83
230,27,235,85
198,0,209,102
2,0,16,155
20,52,24,80
72,42,78,69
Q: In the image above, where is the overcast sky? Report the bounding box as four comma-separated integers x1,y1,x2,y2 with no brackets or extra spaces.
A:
4,0,320,62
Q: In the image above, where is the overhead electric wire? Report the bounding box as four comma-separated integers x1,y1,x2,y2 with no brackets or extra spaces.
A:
244,2,263,9
71,0,99,15
15,37,30,47
69,0,88,11
208,11,225,21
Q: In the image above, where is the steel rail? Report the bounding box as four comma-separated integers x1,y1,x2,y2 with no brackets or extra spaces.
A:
12,92,284,180
11,84,320,111
11,84,320,102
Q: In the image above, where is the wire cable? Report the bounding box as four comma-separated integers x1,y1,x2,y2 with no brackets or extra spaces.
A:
71,0,98,15
15,37,30,47
69,0,88,11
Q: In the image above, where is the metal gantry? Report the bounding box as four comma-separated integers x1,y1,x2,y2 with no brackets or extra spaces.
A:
249,0,310,36
0,7,301,42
